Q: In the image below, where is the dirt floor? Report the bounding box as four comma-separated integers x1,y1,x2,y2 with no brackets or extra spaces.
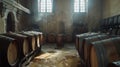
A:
27,43,80,67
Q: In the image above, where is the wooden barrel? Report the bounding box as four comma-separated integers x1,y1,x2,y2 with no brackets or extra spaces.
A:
47,33,56,43
27,31,42,48
40,33,44,45
0,35,19,67
111,29,118,35
41,34,46,45
56,34,64,49
75,32,100,60
2,32,30,58
117,29,120,35
107,61,120,67
90,37,120,67
64,34,73,43
83,34,113,67
75,32,98,51
20,32,36,51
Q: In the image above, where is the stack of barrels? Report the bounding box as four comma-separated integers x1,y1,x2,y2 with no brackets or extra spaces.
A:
76,32,120,67
0,31,43,67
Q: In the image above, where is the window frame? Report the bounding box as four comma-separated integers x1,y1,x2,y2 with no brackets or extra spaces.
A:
74,0,88,13
38,0,53,13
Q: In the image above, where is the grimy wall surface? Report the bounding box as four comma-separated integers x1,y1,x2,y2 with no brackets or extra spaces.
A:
33,0,73,34
33,0,103,34
1,0,115,34
0,0,32,33
102,0,120,18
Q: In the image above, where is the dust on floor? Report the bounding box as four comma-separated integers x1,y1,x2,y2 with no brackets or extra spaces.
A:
27,43,80,67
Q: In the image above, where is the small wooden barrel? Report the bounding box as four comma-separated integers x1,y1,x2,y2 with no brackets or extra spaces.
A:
75,32,100,60
111,29,118,35
41,34,46,45
0,35,19,67
47,33,56,43
90,37,120,67
83,34,113,67
40,33,44,45
20,32,36,51
107,61,120,67
64,34,73,43
56,34,64,49
2,32,30,58
117,29,120,35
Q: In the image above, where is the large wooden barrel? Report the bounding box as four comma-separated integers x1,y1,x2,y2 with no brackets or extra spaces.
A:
83,34,113,67
40,33,44,45
75,32,100,60
20,32,36,51
107,61,120,67
90,37,120,67
47,33,56,43
56,34,64,49
111,29,118,35
64,34,73,43
0,35,19,67
41,34,46,45
75,33,96,50
2,32,30,58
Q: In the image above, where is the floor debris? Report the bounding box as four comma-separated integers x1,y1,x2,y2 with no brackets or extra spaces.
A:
27,44,80,67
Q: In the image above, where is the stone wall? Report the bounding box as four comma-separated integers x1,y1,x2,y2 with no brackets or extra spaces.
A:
102,0,120,18
32,0,73,34
32,0,103,34
0,0,31,33
1,0,114,34
87,0,102,32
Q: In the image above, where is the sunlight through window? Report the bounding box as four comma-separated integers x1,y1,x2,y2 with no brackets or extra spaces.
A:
74,0,88,12
38,0,53,13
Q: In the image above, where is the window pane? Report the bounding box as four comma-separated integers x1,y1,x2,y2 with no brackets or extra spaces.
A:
47,9,52,12
41,9,46,12
74,9,79,12
41,0,46,12
74,0,87,12
47,0,52,12
74,0,79,3
74,0,79,12
80,0,86,12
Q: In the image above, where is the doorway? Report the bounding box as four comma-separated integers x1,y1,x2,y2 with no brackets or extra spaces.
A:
6,12,15,32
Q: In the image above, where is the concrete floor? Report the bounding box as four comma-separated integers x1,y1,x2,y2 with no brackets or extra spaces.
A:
27,43,80,67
